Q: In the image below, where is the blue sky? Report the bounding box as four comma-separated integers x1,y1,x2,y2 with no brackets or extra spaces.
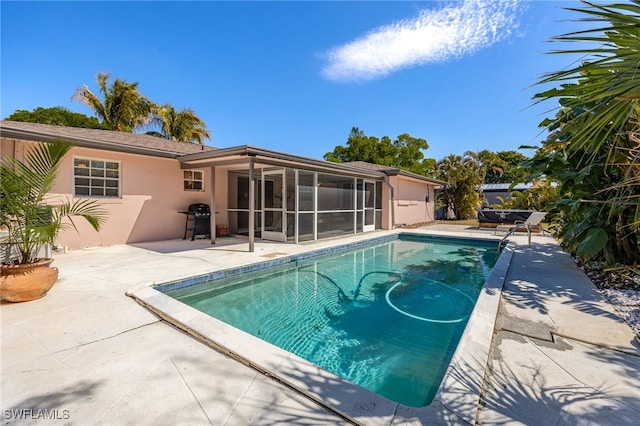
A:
1,1,583,161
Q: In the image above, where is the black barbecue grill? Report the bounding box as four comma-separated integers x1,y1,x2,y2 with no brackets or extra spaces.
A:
181,203,211,240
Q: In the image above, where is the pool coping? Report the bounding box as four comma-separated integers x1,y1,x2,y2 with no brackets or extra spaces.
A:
127,231,515,425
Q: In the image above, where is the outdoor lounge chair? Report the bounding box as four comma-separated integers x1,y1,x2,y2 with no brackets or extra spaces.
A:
494,211,547,236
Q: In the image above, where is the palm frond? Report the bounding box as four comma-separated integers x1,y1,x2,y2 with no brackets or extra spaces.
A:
1,140,107,264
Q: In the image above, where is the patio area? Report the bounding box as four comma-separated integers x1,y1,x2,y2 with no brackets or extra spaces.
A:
1,225,639,425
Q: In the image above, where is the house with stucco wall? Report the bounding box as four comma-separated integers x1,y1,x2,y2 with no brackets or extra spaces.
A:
1,121,445,252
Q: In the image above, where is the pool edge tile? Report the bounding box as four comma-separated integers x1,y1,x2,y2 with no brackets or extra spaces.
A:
430,241,515,424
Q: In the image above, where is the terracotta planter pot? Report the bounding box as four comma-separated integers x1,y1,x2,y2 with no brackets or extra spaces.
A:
0,259,59,302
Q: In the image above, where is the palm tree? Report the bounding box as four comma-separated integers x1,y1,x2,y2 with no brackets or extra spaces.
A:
72,72,155,132
149,104,211,144
531,0,640,265
1,140,107,265
436,153,483,220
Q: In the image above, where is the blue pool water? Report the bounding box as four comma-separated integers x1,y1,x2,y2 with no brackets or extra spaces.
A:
164,235,500,407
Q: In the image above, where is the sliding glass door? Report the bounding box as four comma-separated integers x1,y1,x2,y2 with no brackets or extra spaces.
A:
261,169,286,242
363,180,376,232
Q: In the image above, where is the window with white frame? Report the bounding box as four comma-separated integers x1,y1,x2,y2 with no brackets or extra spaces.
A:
74,158,120,198
183,170,204,191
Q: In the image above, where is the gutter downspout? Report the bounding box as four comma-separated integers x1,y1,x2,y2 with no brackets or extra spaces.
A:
382,178,396,229
210,166,216,245
248,160,255,252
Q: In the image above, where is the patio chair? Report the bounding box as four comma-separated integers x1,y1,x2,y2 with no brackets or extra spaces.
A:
494,211,547,236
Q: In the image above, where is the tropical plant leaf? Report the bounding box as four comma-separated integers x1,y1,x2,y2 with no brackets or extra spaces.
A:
528,0,640,267
1,139,107,264
576,227,609,259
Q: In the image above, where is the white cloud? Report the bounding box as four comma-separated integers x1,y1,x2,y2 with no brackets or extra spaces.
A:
321,0,522,82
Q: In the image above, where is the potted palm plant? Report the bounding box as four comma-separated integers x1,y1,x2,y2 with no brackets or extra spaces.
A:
0,139,107,302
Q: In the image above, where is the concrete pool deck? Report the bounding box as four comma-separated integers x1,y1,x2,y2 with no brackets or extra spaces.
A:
2,225,639,425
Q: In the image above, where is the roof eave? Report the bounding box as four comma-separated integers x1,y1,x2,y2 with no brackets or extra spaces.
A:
179,145,388,178
1,126,183,159
387,169,447,186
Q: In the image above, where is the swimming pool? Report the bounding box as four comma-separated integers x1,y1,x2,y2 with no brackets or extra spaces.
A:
163,234,500,407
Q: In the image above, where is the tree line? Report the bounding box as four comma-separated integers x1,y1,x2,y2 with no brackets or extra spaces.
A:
323,127,541,220
5,72,210,145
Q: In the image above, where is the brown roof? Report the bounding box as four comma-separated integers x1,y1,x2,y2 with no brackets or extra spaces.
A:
179,146,388,178
0,121,215,158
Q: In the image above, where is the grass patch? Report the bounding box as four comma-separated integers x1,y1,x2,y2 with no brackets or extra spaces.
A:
435,219,479,226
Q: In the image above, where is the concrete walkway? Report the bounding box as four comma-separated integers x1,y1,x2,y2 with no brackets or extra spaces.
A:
478,238,640,425
1,226,638,425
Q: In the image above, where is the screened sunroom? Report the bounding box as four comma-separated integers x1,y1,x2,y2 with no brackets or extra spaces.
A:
178,146,387,251
227,168,383,242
